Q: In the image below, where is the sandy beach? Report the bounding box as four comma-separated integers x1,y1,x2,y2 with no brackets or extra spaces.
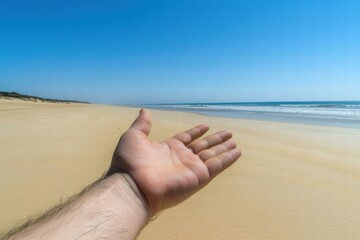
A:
1,100,360,239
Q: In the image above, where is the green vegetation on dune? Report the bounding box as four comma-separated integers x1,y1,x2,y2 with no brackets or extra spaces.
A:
0,91,90,104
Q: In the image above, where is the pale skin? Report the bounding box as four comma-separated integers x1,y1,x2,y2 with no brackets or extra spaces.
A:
4,109,241,240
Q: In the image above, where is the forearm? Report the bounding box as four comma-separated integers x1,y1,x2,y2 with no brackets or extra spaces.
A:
6,174,149,240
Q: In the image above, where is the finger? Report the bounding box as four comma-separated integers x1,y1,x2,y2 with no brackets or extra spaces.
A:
188,130,232,154
172,124,209,145
198,140,236,161
204,149,241,178
130,109,152,136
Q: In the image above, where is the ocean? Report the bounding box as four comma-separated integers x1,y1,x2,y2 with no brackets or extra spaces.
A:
144,101,360,128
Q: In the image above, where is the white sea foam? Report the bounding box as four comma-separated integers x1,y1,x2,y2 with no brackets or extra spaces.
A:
162,104,360,121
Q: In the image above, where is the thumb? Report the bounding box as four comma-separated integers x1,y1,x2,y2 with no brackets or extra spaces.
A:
130,109,152,136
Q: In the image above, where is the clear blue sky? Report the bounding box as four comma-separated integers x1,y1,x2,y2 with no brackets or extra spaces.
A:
1,0,360,104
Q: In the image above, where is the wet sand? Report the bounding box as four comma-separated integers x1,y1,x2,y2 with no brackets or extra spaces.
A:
1,100,360,239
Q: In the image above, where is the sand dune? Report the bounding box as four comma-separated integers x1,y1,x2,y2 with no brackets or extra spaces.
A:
1,100,360,239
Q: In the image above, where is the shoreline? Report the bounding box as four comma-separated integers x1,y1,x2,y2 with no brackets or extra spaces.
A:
1,100,360,239
138,105,360,129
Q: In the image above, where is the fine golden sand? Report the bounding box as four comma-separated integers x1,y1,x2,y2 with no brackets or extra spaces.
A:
1,100,360,239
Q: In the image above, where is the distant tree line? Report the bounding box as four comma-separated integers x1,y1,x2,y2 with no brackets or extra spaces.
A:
0,91,90,104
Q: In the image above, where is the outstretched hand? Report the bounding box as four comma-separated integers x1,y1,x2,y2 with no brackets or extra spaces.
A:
107,109,241,216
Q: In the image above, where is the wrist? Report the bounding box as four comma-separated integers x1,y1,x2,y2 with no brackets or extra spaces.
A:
101,173,150,238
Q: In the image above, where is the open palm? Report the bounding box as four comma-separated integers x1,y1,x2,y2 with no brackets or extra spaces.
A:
108,109,241,216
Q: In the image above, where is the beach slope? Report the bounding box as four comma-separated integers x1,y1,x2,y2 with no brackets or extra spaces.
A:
1,100,360,239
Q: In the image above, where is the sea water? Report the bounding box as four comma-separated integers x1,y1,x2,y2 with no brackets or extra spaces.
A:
144,101,360,128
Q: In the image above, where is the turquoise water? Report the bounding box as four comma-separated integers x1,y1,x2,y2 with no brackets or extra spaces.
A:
144,101,360,128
